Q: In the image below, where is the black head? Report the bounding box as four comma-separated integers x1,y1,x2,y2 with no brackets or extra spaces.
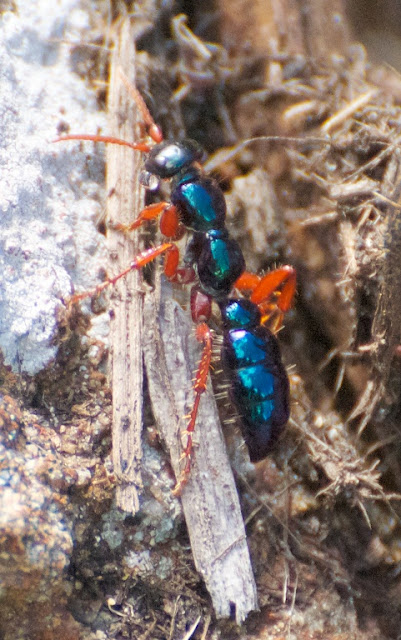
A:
144,139,204,179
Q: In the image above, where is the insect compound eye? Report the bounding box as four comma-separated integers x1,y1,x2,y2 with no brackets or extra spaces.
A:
139,169,160,191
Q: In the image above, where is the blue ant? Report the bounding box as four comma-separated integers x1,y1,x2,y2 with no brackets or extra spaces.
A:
56,76,296,494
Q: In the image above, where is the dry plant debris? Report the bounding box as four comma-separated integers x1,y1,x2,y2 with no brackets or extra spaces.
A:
3,0,401,638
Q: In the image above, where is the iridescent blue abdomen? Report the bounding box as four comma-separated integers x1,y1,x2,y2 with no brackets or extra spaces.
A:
219,299,290,461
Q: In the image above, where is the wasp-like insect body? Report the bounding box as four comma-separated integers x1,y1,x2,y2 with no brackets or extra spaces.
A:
56,78,296,493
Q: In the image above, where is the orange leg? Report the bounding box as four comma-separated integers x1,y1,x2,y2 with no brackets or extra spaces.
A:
172,322,213,496
111,201,169,232
160,205,183,239
235,265,296,330
110,202,182,239
69,242,178,305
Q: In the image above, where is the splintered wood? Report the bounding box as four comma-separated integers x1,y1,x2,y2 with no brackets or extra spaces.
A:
107,22,144,513
143,283,258,622
107,21,258,621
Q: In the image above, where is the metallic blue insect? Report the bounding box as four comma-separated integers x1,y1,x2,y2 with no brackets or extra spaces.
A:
219,298,290,462
56,79,295,493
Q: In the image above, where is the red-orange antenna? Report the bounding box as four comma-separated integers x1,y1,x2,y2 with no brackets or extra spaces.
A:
54,71,164,150
53,134,152,152
118,68,164,144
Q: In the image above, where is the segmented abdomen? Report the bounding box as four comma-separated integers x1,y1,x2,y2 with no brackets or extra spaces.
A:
219,299,290,461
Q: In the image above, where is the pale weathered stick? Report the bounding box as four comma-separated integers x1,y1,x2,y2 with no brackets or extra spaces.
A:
108,19,257,618
143,280,258,622
107,21,143,513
